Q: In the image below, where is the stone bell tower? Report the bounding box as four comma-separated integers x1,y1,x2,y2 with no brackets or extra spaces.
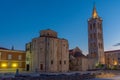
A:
88,5,105,64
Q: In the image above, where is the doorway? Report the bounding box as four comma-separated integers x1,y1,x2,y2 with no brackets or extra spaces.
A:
26,64,29,71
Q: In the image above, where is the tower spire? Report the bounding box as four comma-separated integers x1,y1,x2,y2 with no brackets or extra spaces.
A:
92,4,98,18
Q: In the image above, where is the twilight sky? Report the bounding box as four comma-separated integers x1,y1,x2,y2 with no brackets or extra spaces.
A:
0,0,120,55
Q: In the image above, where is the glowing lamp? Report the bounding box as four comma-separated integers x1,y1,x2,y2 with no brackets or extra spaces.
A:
12,63,18,68
1,63,7,67
114,61,117,65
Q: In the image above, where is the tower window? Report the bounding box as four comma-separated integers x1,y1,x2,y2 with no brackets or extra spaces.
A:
90,34,92,39
94,43,96,48
93,23,96,29
100,23,102,28
98,23,101,30
101,44,102,48
99,43,101,48
100,34,102,39
94,33,96,38
90,24,92,30
98,33,100,39
90,43,93,48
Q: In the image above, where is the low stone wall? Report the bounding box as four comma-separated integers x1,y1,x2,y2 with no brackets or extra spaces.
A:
95,72,115,78
0,73,95,80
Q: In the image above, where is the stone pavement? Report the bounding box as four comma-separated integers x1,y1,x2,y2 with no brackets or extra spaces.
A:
91,75,120,80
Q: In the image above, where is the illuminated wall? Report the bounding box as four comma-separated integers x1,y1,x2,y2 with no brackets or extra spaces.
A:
105,50,120,69
0,49,26,71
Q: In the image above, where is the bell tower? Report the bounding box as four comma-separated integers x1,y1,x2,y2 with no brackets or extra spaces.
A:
88,5,105,64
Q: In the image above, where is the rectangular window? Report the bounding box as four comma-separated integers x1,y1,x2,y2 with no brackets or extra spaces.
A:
8,54,12,59
60,60,62,64
40,64,43,70
90,24,92,30
51,60,53,64
64,61,66,64
18,55,22,60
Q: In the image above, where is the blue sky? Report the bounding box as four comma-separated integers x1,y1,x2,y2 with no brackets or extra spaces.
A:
0,0,120,55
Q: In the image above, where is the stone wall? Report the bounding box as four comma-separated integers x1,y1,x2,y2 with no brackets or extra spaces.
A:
3,73,95,80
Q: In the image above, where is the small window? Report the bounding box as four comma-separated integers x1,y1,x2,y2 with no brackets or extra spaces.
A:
40,64,43,70
93,23,96,29
90,24,92,30
90,34,92,38
18,55,22,60
94,43,96,48
51,60,53,64
60,61,62,64
8,54,12,59
40,48,42,49
64,61,66,64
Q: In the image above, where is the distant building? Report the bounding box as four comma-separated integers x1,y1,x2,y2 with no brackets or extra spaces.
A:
26,42,32,71
26,29,69,72
88,5,105,65
105,50,120,69
0,47,26,72
69,47,88,71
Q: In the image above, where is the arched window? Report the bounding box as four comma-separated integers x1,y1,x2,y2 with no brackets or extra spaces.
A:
94,33,96,38
93,23,96,29
90,24,92,30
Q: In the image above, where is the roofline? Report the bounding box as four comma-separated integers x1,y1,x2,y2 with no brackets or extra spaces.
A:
104,49,120,53
0,49,25,53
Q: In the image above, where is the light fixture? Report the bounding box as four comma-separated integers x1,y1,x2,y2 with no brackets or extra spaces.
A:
1,63,7,67
114,61,117,65
12,63,18,68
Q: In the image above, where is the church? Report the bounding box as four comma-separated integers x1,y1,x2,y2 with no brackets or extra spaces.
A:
87,5,105,68
26,5,106,72
26,29,69,72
